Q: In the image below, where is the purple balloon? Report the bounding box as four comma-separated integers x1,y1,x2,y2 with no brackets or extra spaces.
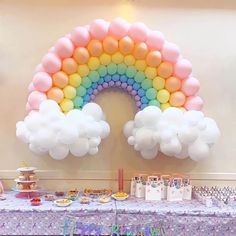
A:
131,90,137,96
121,82,127,89
127,85,132,92
109,81,115,86
90,94,95,100
93,89,98,95
115,81,121,87
135,95,140,101
103,82,109,88
98,85,103,91
136,101,141,107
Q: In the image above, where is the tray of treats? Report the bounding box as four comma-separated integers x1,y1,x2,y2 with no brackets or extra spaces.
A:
84,188,112,196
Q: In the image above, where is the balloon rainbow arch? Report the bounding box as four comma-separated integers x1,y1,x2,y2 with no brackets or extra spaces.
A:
16,18,220,161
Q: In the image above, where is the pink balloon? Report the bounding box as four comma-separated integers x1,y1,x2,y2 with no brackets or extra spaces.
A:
161,42,180,63
28,91,47,110
146,30,165,50
35,64,45,72
109,18,130,39
90,19,109,39
184,96,203,111
93,89,98,95
54,37,74,59
127,85,132,91
71,26,90,46
28,110,39,115
109,81,115,86
181,77,200,96
174,59,192,79
28,82,35,93
26,102,32,113
33,72,52,92
128,22,148,42
48,47,55,52
103,82,109,88
42,53,61,74
98,85,103,91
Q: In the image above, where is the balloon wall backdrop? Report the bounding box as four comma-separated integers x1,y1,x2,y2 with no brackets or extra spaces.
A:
16,18,220,161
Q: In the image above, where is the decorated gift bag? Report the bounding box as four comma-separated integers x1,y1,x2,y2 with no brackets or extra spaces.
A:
161,175,171,199
130,176,139,196
167,177,183,201
135,174,147,198
182,175,192,200
145,176,162,201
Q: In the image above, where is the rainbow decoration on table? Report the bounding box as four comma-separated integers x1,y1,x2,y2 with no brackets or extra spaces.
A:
16,18,220,161
27,18,202,114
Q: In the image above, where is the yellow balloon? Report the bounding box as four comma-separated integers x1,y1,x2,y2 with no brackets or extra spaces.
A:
77,64,89,77
88,57,100,70
135,60,147,71
99,53,111,65
145,67,157,79
63,85,76,99
153,76,165,90
69,73,81,87
160,102,171,111
157,89,170,103
124,55,135,66
60,98,74,112
112,52,124,64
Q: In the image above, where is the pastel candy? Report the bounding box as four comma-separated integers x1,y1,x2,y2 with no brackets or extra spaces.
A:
42,53,61,74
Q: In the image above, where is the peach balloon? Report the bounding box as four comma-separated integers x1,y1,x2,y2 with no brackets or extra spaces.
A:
128,22,148,42
42,53,61,74
174,59,192,79
146,31,165,50
169,91,186,107
52,71,68,88
71,26,90,47
184,96,203,111
119,36,134,55
146,51,162,67
161,42,180,63
33,72,52,92
165,76,181,92
54,37,74,59
47,87,64,103
73,47,89,64
109,18,130,39
62,58,77,75
157,62,173,78
133,42,148,59
90,19,109,39
103,36,118,54
181,77,200,96
87,39,103,57
28,91,47,109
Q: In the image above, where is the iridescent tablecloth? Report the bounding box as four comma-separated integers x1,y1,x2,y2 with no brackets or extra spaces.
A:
0,192,236,235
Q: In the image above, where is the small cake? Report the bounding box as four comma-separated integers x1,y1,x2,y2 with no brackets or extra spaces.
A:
55,191,65,197
80,197,90,204
30,198,41,206
99,196,110,203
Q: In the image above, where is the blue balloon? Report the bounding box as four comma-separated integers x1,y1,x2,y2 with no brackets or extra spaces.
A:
138,88,145,97
120,75,128,83
141,104,148,110
87,88,93,95
141,96,149,104
104,74,112,82
112,74,120,82
127,78,134,85
98,77,104,85
83,94,91,102
92,82,98,89
133,82,141,90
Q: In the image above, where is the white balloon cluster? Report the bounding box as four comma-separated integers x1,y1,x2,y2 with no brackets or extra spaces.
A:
123,106,220,161
16,100,110,160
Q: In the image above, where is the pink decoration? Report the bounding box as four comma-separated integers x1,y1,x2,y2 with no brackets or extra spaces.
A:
25,102,32,113
109,81,115,86
103,82,109,88
0,180,4,195
28,82,35,93
109,18,130,39
184,96,203,111
90,19,109,39
115,81,121,87
181,77,200,96
54,37,74,59
28,91,47,110
93,89,98,95
97,85,103,91
41,53,61,74
174,59,192,79
161,42,180,63
128,22,148,42
33,72,52,92
136,101,142,107
146,30,165,50
118,168,124,192
135,95,140,101
35,64,45,72
71,26,90,47
127,85,132,92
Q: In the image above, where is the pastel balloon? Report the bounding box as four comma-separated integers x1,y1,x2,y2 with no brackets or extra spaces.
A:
28,82,35,93
47,87,64,103
157,89,170,103
157,62,173,78
145,67,157,79
52,71,68,88
174,59,192,79
169,91,186,107
99,53,111,65
54,37,74,59
42,53,61,74
165,76,181,92
119,36,134,55
146,31,165,50
133,42,148,59
71,26,90,47
88,57,100,70
160,102,170,110
135,60,147,71
33,72,52,92
69,74,81,87
77,65,89,77
62,58,77,75
112,52,124,64
103,36,118,54
90,19,109,39
146,51,162,67
129,22,148,42
109,18,130,39
184,96,203,111
35,64,44,72
87,39,103,56
161,42,180,63
124,55,135,66
73,47,89,64
60,98,74,112
181,77,200,96
146,88,157,100
28,91,47,109
63,85,76,99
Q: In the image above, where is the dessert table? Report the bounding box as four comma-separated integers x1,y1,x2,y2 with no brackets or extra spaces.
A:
0,192,236,235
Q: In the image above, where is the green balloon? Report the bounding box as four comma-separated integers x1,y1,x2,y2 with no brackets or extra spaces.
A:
81,76,92,88
146,88,157,100
76,86,86,96
149,99,160,107
107,63,117,75
73,96,83,108
141,79,152,89
134,71,145,83
126,66,137,78
98,65,107,77
117,64,127,75
89,71,100,82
